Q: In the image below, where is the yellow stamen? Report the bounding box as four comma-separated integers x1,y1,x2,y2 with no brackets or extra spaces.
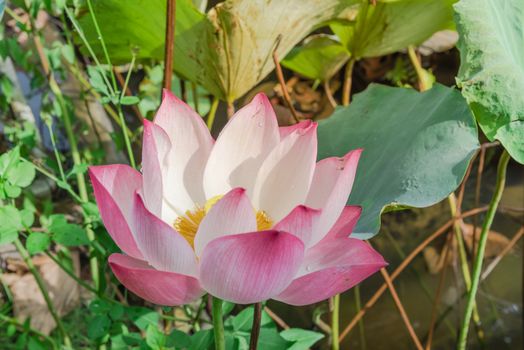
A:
174,206,205,249
174,195,273,249
256,210,273,231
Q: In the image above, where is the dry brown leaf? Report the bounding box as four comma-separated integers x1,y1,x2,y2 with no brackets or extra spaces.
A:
0,253,82,335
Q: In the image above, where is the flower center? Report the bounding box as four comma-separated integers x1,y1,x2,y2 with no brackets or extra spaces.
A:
174,196,273,249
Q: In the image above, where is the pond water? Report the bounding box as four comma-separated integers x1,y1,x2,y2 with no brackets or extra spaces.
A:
269,152,523,349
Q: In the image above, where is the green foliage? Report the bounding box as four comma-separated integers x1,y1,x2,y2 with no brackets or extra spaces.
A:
0,0,5,20
0,147,36,200
282,35,349,81
282,0,454,84
0,205,23,244
26,232,51,254
280,328,325,350
44,214,90,246
76,0,359,101
331,0,455,59
317,84,479,238
454,0,524,163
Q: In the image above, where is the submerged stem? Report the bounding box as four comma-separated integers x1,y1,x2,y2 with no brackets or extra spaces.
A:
212,297,226,350
457,150,511,349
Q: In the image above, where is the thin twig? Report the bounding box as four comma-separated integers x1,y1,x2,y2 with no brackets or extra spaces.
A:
264,306,290,329
273,35,299,123
163,0,176,90
481,227,524,280
339,206,489,342
425,232,453,350
373,248,423,350
324,80,337,108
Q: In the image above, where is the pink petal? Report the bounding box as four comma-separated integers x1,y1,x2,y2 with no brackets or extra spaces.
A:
153,90,213,212
275,238,386,306
109,254,203,306
141,120,177,224
305,149,362,247
132,193,198,276
203,93,279,199
194,188,257,257
89,165,143,259
323,206,362,240
253,122,318,222
273,205,321,246
199,231,305,304
279,120,313,139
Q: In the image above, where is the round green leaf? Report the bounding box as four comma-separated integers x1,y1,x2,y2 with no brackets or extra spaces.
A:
6,162,36,188
454,0,524,163
317,84,479,239
26,233,51,255
0,205,22,245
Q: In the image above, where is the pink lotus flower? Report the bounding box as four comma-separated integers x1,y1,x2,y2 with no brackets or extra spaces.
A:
88,91,386,306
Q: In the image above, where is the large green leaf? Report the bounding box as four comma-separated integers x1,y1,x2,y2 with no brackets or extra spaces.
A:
317,84,478,239
454,0,524,164
331,0,455,59
77,0,358,101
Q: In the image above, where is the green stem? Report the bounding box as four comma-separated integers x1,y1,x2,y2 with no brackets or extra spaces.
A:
191,82,199,114
457,150,510,349
448,193,483,337
64,7,115,96
341,58,355,107
116,54,137,169
13,239,72,347
45,121,66,182
50,80,100,291
23,158,83,203
212,297,226,350
331,294,340,350
407,45,428,92
86,0,118,93
45,251,97,294
207,97,220,131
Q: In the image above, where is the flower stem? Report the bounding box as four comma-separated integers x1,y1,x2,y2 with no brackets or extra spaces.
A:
207,97,219,131
342,58,355,106
212,297,226,350
249,303,262,350
331,294,340,350
457,150,511,349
